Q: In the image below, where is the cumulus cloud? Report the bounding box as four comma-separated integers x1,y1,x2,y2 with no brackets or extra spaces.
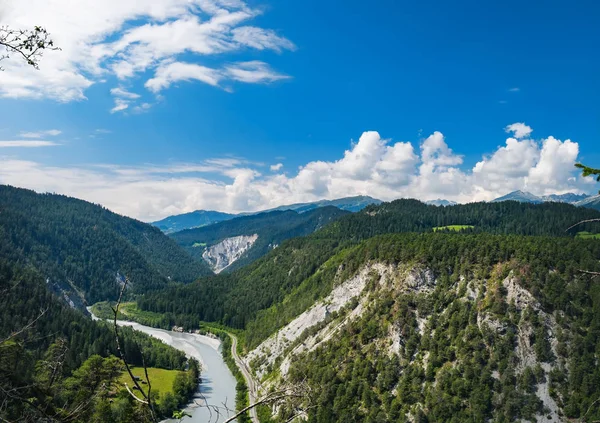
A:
505,122,533,139
0,0,295,102
0,123,591,220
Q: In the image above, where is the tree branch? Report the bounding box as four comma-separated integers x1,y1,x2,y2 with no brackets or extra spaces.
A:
0,307,47,345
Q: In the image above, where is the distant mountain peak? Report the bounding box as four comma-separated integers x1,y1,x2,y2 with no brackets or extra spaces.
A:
492,190,543,203
425,199,458,207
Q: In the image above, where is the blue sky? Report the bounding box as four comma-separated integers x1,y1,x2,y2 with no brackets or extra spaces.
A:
0,0,598,220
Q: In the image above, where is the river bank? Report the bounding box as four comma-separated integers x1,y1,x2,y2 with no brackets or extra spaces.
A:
88,309,239,422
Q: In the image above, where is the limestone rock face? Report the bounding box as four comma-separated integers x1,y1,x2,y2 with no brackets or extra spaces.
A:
202,234,258,273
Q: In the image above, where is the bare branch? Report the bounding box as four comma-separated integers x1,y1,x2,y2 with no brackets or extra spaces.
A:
0,25,60,70
0,307,47,345
111,277,157,422
578,269,600,279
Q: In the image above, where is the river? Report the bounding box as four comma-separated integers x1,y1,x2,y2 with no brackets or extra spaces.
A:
89,311,238,423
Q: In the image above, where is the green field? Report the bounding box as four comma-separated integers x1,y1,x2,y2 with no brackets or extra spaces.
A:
433,225,475,232
118,367,182,400
577,231,600,239
192,242,207,248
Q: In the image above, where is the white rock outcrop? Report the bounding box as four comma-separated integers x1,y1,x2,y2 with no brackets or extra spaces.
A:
202,234,258,273
247,263,396,379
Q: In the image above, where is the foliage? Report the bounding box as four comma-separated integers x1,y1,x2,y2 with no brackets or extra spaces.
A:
576,163,600,192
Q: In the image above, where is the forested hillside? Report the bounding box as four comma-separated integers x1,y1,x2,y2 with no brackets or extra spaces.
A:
257,233,600,422
0,185,210,304
138,200,600,332
171,206,349,272
322,199,600,240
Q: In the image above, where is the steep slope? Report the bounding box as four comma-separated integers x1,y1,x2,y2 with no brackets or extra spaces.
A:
0,185,209,305
244,234,600,423
202,234,259,273
151,210,236,234
170,206,349,272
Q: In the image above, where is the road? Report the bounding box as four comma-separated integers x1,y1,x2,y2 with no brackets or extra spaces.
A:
229,333,260,423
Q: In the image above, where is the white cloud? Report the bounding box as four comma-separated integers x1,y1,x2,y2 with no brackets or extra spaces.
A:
110,87,140,99
0,0,295,102
231,27,297,52
109,86,142,113
0,140,58,147
146,62,223,92
225,61,290,83
509,87,520,92
505,122,533,139
110,98,130,113
19,129,62,138
0,123,591,220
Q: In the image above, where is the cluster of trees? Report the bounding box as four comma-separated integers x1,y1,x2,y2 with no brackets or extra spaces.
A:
158,360,200,419
171,206,349,271
0,185,209,304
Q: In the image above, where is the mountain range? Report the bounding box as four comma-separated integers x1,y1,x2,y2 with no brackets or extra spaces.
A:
151,195,381,233
491,190,591,205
